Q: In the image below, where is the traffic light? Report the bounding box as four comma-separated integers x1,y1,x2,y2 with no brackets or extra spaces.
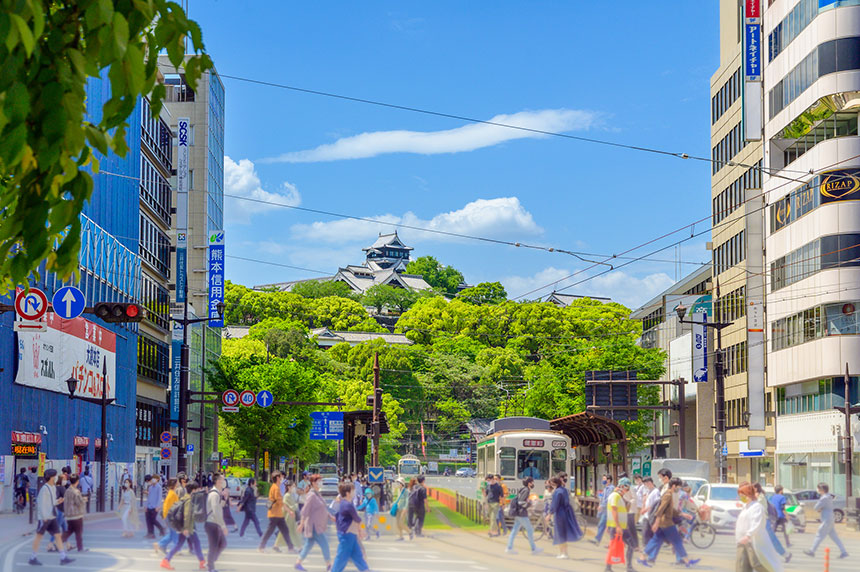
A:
94,302,146,323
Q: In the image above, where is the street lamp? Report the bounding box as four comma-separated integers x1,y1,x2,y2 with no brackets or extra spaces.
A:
175,301,225,475
66,357,114,512
675,301,733,483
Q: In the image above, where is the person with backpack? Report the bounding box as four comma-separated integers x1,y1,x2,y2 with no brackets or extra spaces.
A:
28,469,74,566
60,475,87,553
639,477,659,547
204,474,229,572
391,478,410,541
159,481,206,570
238,478,263,537
505,476,542,555
258,471,295,553
154,479,180,557
14,468,29,514
755,482,791,564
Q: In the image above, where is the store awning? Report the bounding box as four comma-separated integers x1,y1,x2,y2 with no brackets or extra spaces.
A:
550,411,627,446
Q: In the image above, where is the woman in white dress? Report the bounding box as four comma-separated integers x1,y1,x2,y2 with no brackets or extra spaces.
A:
735,482,782,572
117,479,140,537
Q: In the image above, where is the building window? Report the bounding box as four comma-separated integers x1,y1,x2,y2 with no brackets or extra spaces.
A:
771,234,860,291
139,214,170,277
723,341,748,377
768,36,860,119
715,286,746,323
137,334,170,386
642,307,664,332
712,123,745,175
782,112,858,166
136,400,170,447
713,161,762,225
771,299,860,351
776,377,860,416
139,155,172,227
712,68,742,124
713,230,746,275
141,274,170,330
768,0,817,63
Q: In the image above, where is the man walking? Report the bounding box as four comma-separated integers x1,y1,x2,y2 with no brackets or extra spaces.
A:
640,478,659,547
204,474,229,572
604,477,634,572
15,468,29,514
593,475,615,545
640,478,699,568
485,475,503,537
803,482,849,559
28,469,74,566
412,476,428,537
771,485,790,548
505,477,542,555
79,468,93,510
145,474,166,539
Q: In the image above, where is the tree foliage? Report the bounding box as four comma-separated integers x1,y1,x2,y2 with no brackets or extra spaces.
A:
405,256,464,295
457,281,507,305
0,0,211,292
291,279,358,300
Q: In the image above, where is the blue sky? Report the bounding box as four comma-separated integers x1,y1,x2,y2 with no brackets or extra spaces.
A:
198,1,720,309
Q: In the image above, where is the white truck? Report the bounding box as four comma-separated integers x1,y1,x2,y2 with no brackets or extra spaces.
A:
650,459,710,494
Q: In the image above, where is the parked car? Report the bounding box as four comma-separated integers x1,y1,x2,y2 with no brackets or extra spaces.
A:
455,467,476,478
763,487,806,532
793,489,846,523
693,483,741,529
225,476,243,499
319,477,339,499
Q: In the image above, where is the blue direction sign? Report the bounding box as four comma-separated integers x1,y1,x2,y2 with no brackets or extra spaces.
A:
310,412,344,440
367,467,384,484
160,448,172,459
256,390,273,408
52,286,86,320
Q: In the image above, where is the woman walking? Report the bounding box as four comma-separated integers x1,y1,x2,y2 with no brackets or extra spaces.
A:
61,475,87,553
277,481,302,551
295,474,333,571
221,484,238,533
160,481,207,571
118,479,139,538
239,478,263,537
405,478,418,538
547,476,582,559
754,482,791,564
392,478,410,541
735,482,783,572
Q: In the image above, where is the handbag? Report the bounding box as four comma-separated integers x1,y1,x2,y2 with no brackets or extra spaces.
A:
606,533,625,565
390,502,398,517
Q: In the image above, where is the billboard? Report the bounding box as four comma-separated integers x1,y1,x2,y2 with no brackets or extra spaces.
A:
692,311,708,383
15,313,116,399
208,231,225,328
585,370,639,421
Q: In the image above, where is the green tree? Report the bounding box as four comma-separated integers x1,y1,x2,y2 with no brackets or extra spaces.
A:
405,256,465,295
0,0,211,292
291,279,357,300
361,284,397,313
457,282,507,305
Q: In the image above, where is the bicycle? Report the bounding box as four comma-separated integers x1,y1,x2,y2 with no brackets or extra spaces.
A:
680,512,716,549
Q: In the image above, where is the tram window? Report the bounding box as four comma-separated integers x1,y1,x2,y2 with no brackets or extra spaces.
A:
478,447,485,475
517,449,549,479
552,449,567,475
499,447,516,476
487,445,495,473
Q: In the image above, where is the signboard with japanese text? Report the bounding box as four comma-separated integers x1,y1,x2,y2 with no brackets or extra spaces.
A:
744,24,761,80
692,311,708,383
176,117,190,303
310,412,344,440
170,337,182,426
15,312,116,399
745,0,760,19
208,230,225,328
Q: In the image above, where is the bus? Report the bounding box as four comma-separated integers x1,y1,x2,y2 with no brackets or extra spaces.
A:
476,417,573,499
397,454,421,478
308,463,339,478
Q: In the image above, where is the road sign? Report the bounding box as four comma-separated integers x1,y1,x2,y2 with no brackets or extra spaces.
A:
52,286,86,320
222,389,239,407
160,448,172,459
14,322,46,332
160,431,172,444
186,444,194,453
280,456,286,463
721,446,728,457
222,406,239,413
256,390,273,408
367,467,384,484
15,288,48,321
310,412,344,440
239,390,256,407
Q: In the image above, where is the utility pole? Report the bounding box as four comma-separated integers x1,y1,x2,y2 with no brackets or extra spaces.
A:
843,364,858,500
371,352,381,467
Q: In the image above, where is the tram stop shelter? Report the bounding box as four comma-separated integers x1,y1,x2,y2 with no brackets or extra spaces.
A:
550,411,627,518
343,410,389,476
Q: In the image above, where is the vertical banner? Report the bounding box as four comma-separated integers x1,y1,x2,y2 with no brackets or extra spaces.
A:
170,324,183,427
176,117,190,303
692,311,709,383
747,301,766,431
743,0,763,141
208,231,225,328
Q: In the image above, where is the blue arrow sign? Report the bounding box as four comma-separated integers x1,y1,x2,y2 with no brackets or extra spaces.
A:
310,412,344,440
256,390,273,408
52,286,86,320
367,466,384,484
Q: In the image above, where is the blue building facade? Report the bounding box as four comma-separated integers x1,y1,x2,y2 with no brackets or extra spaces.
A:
0,73,143,493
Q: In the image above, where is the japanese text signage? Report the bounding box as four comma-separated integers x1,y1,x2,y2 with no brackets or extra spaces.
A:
208,230,225,328
11,431,42,445
12,444,38,456
745,0,760,18
176,117,189,305
692,311,709,382
523,439,545,448
744,0,761,82
310,412,344,440
15,313,116,399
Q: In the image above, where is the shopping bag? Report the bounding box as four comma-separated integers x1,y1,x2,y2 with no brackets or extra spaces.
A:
785,520,795,535
606,532,625,565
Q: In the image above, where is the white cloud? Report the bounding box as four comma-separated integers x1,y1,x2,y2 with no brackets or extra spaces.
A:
224,156,301,224
261,109,598,163
502,266,675,309
290,197,542,244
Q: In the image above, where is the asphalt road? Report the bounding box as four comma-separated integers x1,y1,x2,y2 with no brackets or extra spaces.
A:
425,475,479,498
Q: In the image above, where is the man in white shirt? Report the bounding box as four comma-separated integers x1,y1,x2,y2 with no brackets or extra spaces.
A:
204,474,228,572
29,469,74,566
641,477,661,546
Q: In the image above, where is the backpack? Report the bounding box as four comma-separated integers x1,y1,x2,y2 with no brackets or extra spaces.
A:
191,490,208,523
168,498,188,530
